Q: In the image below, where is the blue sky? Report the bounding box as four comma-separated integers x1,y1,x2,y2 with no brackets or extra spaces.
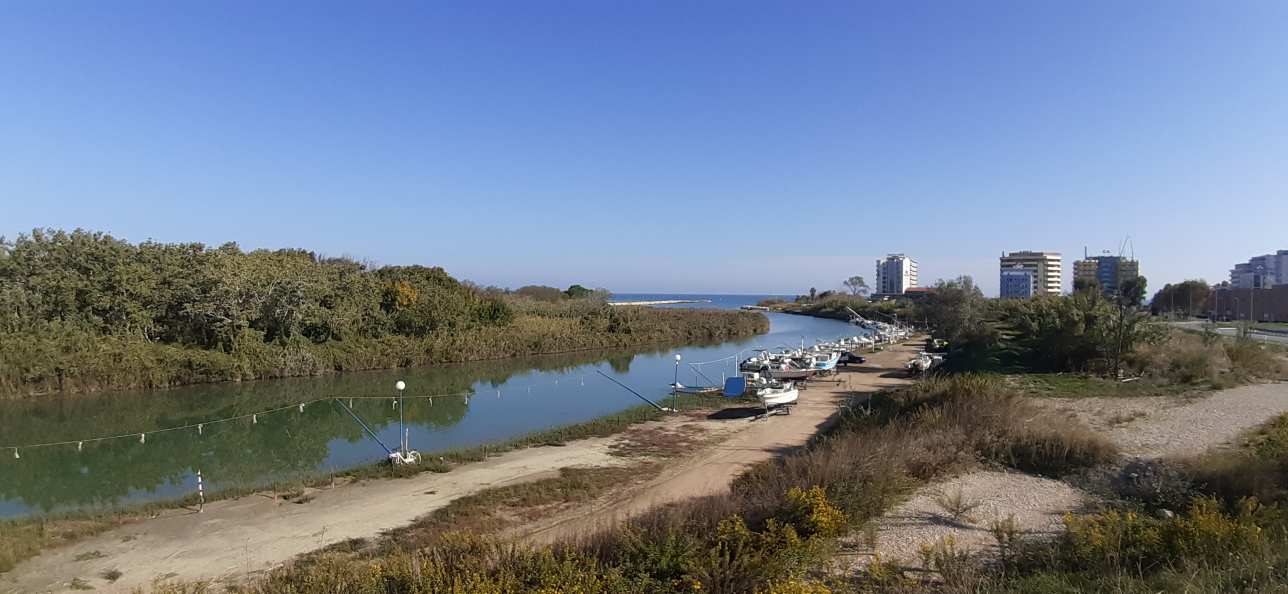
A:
2,1,1285,296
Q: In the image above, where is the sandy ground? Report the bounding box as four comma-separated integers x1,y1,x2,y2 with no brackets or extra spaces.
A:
856,471,1093,566
3,342,924,593
1042,382,1288,458
862,381,1288,567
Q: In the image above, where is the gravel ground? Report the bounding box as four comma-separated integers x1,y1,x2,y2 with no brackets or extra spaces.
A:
852,470,1092,567
1044,382,1288,458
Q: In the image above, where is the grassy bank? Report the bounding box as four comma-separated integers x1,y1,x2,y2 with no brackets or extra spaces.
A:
154,375,1113,593
0,304,767,398
762,295,913,324
0,229,768,398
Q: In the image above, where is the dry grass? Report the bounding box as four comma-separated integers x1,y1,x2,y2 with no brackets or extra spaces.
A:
0,516,136,574
1126,331,1288,390
343,464,645,559
934,488,983,525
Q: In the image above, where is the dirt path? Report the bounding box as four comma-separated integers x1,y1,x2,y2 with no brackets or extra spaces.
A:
860,470,1093,565
862,382,1288,567
517,343,922,544
3,439,631,594
3,342,924,594
1043,382,1288,458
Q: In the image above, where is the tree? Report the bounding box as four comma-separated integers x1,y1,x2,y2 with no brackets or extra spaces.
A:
1149,280,1210,317
1073,277,1102,297
1110,276,1149,378
515,285,564,302
809,287,817,301
843,275,869,296
564,284,593,299
916,276,1000,369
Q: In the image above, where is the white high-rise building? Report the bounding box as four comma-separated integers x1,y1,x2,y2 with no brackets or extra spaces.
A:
875,254,918,295
1231,250,1288,289
999,251,1063,297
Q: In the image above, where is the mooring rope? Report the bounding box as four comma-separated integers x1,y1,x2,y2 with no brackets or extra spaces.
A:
2,390,476,455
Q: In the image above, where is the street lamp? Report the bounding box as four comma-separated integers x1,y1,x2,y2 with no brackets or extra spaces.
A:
1252,265,1265,330
673,354,682,411
395,380,407,457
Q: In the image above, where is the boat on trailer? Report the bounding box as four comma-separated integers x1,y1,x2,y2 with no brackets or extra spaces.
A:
756,382,798,416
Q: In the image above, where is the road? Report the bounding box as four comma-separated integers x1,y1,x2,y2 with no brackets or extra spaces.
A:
1168,320,1288,345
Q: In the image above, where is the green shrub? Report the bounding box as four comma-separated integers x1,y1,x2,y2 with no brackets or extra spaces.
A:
1128,331,1228,384
1225,340,1288,380
1058,497,1267,572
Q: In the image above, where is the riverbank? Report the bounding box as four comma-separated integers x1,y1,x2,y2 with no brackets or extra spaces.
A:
0,231,770,399
0,305,767,398
1,342,925,592
608,299,712,306
762,295,915,324
0,393,721,578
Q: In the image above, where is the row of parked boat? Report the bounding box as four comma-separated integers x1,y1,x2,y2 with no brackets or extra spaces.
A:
726,323,913,416
670,309,918,419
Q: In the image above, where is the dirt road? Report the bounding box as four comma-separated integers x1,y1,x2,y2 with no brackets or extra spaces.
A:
3,342,923,593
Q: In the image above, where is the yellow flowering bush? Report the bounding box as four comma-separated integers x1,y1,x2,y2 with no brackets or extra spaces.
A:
1062,497,1267,570
781,486,848,539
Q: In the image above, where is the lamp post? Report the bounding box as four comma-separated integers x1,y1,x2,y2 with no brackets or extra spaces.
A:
395,380,407,456
673,354,682,411
1252,265,1265,331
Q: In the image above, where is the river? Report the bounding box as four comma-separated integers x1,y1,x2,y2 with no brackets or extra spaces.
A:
0,295,858,519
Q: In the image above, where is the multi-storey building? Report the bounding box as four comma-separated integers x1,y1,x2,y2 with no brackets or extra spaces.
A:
1231,250,1288,289
1073,255,1140,296
998,251,1062,297
875,254,918,295
1000,265,1035,299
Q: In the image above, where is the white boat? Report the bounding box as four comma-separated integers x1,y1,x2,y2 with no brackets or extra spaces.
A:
757,382,799,415
671,383,721,395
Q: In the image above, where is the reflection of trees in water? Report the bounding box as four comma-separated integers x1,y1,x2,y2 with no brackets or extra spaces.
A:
0,337,734,515
0,397,469,513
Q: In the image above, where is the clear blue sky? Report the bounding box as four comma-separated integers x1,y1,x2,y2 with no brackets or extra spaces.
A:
2,1,1285,296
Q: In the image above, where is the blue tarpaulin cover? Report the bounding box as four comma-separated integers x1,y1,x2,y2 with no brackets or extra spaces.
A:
723,377,746,398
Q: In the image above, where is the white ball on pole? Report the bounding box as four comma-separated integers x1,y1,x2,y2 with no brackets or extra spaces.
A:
395,380,406,392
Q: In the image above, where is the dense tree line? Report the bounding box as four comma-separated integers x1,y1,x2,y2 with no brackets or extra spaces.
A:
0,229,512,350
0,229,766,397
1149,279,1210,317
915,274,1154,375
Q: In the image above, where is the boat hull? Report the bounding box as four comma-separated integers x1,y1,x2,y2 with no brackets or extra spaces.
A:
766,369,815,380
759,388,799,407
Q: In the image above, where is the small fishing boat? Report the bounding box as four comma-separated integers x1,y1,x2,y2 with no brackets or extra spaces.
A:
805,350,842,371
671,383,722,395
757,382,799,416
